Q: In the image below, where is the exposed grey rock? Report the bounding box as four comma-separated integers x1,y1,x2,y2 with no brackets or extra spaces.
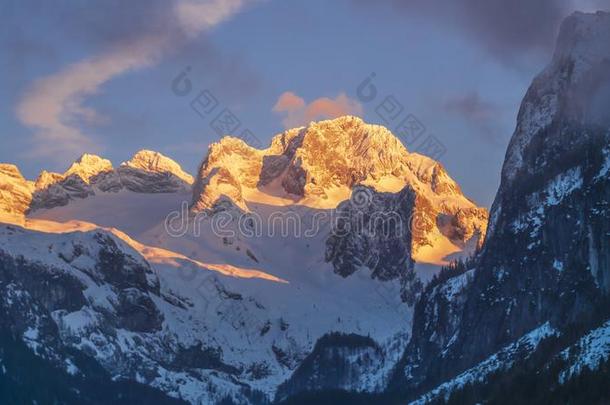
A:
325,185,424,304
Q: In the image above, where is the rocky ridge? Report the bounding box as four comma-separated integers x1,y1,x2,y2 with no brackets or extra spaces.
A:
0,150,193,215
192,116,488,265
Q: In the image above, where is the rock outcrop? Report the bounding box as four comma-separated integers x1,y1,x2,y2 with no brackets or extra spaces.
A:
0,151,195,212
0,164,34,220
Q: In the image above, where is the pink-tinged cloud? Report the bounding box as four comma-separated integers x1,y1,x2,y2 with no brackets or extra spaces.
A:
273,91,363,128
273,91,306,112
16,0,249,163
17,35,166,161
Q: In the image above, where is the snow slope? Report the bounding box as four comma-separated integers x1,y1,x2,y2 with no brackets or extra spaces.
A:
4,207,413,402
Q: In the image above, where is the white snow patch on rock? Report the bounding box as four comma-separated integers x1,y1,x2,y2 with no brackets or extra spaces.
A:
545,167,583,206
595,147,610,181
559,320,610,384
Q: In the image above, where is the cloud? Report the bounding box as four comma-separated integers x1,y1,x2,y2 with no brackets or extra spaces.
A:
273,91,363,128
273,92,306,112
352,0,609,61
444,92,496,122
176,0,246,37
16,0,249,163
17,35,166,159
443,91,504,144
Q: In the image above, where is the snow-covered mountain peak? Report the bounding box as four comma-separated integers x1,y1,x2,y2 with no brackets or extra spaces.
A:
34,170,63,189
122,150,194,185
302,115,399,145
267,115,408,168
196,115,468,207
0,150,195,213
33,153,113,190
213,135,259,152
193,116,488,265
64,153,114,183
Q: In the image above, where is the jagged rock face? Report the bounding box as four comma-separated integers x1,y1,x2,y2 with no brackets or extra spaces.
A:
394,269,475,393
267,118,408,195
192,166,248,212
0,225,164,361
326,186,416,281
122,150,194,185
396,11,610,395
192,137,263,212
116,166,188,194
489,11,610,238
500,11,610,188
31,155,121,208
32,172,95,210
27,150,193,211
192,116,488,263
0,164,34,219
325,185,426,304
117,150,194,194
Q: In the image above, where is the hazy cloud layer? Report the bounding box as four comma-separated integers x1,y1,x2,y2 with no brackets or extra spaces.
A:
273,91,363,128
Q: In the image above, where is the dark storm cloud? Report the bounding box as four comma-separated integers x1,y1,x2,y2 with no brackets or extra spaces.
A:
352,0,610,59
3,0,183,49
443,0,568,55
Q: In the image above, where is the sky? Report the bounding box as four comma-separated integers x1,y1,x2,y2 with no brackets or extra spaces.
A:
1,0,608,207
